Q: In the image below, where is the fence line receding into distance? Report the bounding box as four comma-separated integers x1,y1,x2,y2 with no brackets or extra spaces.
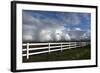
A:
22,42,89,59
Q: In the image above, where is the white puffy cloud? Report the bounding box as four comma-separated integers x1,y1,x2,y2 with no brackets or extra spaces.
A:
74,28,81,31
22,11,90,42
81,30,91,40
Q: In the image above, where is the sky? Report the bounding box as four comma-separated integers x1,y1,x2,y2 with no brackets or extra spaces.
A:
22,10,91,42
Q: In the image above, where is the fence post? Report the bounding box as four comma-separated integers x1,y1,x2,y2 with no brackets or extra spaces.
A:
74,42,76,48
69,42,70,49
27,43,29,59
48,43,50,53
61,43,62,52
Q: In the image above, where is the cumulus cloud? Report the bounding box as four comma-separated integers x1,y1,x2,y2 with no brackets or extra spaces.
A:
81,30,91,40
74,27,81,31
22,10,91,42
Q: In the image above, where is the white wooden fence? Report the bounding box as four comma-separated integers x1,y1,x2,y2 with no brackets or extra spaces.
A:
22,42,89,59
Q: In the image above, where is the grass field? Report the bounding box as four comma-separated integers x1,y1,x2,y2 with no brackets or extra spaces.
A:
23,45,91,63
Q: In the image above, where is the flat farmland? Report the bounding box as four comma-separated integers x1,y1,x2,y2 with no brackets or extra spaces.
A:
23,45,91,63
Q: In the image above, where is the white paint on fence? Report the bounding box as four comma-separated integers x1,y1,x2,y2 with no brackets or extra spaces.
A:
61,43,62,52
22,45,70,51
48,43,50,53
26,43,29,59
22,42,89,59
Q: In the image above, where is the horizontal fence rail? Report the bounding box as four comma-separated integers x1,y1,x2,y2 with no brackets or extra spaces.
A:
22,42,89,59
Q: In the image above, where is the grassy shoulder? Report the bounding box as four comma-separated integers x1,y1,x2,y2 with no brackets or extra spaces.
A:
23,45,91,63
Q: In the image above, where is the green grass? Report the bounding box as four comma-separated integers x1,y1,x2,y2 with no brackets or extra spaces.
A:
23,45,91,63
